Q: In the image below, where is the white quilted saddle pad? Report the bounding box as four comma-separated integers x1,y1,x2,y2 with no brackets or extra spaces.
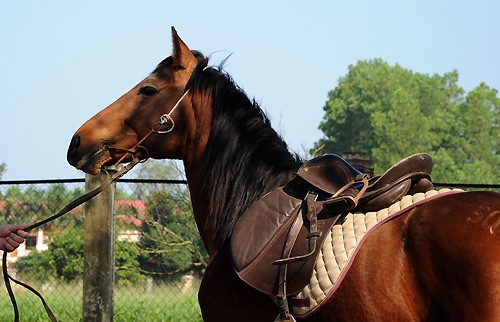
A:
290,189,462,318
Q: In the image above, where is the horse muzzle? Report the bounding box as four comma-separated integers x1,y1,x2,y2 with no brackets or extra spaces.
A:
67,135,111,174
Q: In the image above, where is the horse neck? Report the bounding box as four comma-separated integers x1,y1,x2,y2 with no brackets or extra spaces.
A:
182,83,301,257
183,139,298,259
180,93,217,256
183,159,217,256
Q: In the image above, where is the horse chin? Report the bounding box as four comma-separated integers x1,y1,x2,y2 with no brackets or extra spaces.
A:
76,148,112,175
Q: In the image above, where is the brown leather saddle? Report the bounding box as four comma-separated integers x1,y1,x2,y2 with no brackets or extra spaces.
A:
230,153,433,320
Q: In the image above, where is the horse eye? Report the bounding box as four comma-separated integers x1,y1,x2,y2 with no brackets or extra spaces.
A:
139,86,159,97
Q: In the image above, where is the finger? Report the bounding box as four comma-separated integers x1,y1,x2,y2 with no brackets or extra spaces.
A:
8,224,27,233
10,233,25,243
4,244,15,252
15,230,29,239
7,237,20,248
4,238,17,252
0,225,18,238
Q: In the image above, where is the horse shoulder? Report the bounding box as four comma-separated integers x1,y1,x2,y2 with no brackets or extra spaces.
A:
198,245,277,322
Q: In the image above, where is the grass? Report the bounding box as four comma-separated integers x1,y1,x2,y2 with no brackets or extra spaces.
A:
0,280,203,321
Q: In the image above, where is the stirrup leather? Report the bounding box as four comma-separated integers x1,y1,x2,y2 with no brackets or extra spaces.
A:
272,176,369,321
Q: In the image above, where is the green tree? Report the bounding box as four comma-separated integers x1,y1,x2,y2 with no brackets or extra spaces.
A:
12,248,54,280
133,159,184,180
15,227,145,284
316,59,498,183
44,183,85,229
45,184,68,213
115,240,145,285
453,83,499,183
130,159,186,200
0,162,5,180
15,228,84,282
20,185,49,225
139,189,207,280
1,186,24,223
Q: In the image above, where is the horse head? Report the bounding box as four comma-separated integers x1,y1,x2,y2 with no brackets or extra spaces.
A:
67,27,208,175
67,27,299,254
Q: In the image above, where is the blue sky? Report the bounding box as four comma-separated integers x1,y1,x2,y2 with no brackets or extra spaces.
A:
1,1,499,180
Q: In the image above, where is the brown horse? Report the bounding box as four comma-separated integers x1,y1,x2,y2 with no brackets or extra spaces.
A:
67,28,500,321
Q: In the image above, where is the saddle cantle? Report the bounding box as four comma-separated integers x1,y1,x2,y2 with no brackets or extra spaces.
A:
230,153,433,320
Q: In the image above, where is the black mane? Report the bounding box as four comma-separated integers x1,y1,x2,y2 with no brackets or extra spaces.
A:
190,53,302,248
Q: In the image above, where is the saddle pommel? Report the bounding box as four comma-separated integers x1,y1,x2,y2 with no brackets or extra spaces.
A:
296,154,362,195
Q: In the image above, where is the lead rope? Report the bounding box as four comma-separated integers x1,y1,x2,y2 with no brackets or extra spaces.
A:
2,86,191,322
2,157,142,322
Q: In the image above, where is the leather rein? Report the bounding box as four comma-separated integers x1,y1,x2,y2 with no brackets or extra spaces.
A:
2,86,192,322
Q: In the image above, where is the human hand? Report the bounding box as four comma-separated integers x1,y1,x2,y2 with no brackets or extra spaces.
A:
0,224,29,252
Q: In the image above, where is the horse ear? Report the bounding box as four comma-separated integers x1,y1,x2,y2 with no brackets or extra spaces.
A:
171,27,197,69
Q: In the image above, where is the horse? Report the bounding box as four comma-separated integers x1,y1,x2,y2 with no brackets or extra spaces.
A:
67,28,500,321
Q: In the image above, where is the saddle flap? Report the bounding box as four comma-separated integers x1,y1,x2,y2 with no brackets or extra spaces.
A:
231,187,340,295
231,191,343,295
231,188,302,273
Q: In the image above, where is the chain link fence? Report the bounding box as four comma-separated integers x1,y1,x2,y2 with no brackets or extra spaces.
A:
1,175,498,321
0,178,204,322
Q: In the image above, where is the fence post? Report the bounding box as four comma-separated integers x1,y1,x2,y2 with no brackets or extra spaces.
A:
82,171,116,322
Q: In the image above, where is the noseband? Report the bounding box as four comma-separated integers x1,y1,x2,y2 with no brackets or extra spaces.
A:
3,65,201,322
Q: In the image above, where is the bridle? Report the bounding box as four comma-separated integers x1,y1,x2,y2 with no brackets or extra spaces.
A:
2,69,199,322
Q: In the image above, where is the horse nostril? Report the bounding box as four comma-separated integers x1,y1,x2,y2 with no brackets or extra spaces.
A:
68,135,81,152
67,135,82,166
66,135,81,166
